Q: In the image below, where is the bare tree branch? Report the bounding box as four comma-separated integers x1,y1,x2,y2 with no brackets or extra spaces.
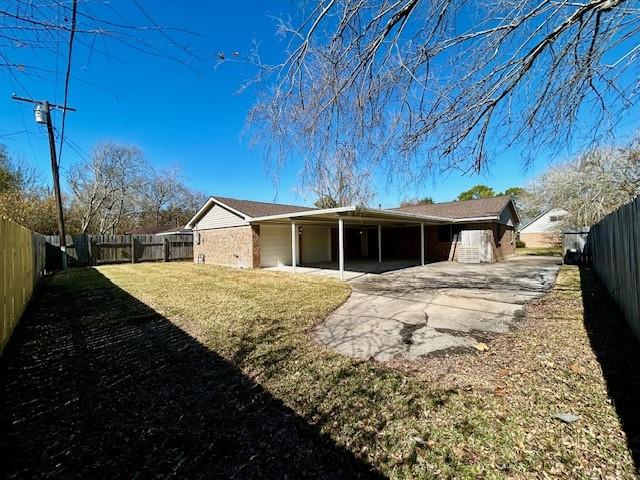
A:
248,0,640,185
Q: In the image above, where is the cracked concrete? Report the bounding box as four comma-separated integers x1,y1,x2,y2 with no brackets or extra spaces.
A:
311,256,561,361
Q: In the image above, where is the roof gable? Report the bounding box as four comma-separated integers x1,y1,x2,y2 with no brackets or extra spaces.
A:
186,195,316,228
213,196,315,218
520,207,568,232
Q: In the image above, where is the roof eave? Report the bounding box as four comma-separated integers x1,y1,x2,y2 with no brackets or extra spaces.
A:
250,206,357,222
452,215,499,222
354,207,453,223
251,205,453,223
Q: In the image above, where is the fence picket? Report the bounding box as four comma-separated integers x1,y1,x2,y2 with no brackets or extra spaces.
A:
0,217,46,353
44,233,193,266
588,196,640,339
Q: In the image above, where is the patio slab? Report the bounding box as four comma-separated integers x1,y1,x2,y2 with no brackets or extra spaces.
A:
311,256,561,361
264,259,420,281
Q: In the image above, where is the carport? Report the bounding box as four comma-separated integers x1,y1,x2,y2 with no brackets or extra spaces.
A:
252,207,452,280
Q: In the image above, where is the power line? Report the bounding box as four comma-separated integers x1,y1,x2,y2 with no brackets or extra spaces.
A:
57,0,77,167
0,128,37,138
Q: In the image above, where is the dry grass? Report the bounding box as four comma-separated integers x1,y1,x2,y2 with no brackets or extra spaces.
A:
89,262,637,479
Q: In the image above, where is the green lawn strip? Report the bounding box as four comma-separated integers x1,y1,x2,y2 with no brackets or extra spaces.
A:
516,247,563,256
90,262,635,478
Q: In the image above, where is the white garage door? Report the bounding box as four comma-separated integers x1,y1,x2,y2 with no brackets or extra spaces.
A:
301,225,331,263
259,224,292,267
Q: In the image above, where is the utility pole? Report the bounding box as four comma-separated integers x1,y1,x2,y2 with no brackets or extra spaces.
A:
12,94,76,270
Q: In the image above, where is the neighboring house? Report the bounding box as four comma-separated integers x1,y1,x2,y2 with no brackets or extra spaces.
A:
518,208,568,247
186,195,519,278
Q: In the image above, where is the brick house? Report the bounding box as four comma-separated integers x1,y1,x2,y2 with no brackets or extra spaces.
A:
186,195,519,279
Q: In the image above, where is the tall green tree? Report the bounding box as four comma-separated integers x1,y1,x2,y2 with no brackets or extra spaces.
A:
502,187,525,201
314,195,339,209
0,144,58,234
457,185,495,201
500,187,533,215
0,145,37,193
0,146,20,192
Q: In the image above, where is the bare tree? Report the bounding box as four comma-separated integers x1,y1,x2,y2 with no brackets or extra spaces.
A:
68,143,146,234
136,166,206,228
249,0,640,183
300,145,375,207
137,166,180,227
529,132,640,226
67,142,205,234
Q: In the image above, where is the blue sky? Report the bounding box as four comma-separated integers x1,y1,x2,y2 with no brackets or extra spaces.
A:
0,1,635,208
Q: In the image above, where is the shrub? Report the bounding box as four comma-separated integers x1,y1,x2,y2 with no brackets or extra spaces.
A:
516,239,526,248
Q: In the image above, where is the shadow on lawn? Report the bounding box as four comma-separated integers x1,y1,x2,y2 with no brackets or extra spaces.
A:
0,268,384,479
580,266,640,471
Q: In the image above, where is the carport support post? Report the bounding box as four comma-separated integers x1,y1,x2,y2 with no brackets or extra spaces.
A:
420,223,425,266
338,217,344,280
377,225,382,263
291,221,297,273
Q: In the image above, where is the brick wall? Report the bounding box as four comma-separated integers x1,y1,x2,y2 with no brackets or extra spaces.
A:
493,223,516,260
193,226,260,268
251,225,260,267
520,232,561,248
424,225,455,261
425,222,515,262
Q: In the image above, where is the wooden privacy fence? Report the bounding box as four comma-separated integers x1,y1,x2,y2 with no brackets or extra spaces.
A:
0,217,46,353
587,196,640,340
45,233,193,267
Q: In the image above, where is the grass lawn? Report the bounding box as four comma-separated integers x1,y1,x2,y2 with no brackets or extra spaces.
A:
517,246,563,256
1,262,637,478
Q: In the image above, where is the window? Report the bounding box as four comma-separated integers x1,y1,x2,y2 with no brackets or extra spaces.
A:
438,225,462,242
437,225,449,242
549,215,565,222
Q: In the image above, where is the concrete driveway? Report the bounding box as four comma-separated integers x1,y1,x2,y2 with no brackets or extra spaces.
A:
311,256,561,361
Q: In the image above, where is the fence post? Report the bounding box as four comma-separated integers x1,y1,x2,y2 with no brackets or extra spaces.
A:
163,237,169,262
131,236,136,264
86,235,93,266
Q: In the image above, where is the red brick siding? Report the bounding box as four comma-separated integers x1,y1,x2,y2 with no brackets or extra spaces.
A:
251,225,260,267
493,223,516,260
425,222,515,262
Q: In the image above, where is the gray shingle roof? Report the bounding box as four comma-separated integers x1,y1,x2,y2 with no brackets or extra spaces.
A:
391,195,513,219
214,196,315,218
